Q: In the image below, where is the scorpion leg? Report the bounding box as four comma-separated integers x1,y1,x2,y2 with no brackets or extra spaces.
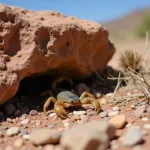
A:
79,91,95,100
54,101,68,119
43,97,57,115
80,92,101,114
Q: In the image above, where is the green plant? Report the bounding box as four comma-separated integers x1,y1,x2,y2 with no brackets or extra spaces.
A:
135,15,150,38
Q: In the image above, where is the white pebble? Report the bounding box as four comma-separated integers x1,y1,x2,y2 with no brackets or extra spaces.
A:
49,113,56,117
141,117,148,121
7,127,20,136
64,122,71,130
23,134,30,140
143,124,150,129
20,119,30,125
108,111,119,117
113,106,120,111
106,93,114,97
29,110,38,116
73,111,86,115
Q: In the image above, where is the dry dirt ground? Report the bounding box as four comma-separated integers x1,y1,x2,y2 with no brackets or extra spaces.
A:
0,39,150,150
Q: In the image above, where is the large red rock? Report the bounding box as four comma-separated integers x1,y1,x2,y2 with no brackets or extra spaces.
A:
0,3,115,104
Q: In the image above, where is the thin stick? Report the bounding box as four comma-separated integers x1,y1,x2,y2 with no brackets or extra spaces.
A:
144,31,149,70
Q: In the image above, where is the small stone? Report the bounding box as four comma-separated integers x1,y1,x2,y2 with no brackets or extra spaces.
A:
108,111,119,117
96,92,102,98
20,129,27,136
143,124,150,129
63,122,71,130
20,119,30,125
7,118,13,123
106,93,114,97
0,125,8,131
109,114,126,129
49,113,56,118
126,123,132,128
141,117,148,121
29,110,38,116
100,97,107,105
134,105,147,118
30,128,61,145
131,105,135,109
23,134,30,140
4,103,16,115
6,127,20,136
99,111,108,118
73,111,86,115
122,126,143,146
113,106,119,111
14,138,24,148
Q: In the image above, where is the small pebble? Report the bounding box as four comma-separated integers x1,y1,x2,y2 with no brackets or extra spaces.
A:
131,105,135,109
106,93,114,97
64,122,71,130
20,119,30,125
49,113,56,118
100,97,107,105
113,106,119,111
99,111,108,118
126,123,132,128
141,117,148,121
23,134,30,140
6,127,20,136
29,110,38,116
108,111,119,117
96,92,102,98
143,124,150,129
73,111,86,115
109,114,126,129
0,126,8,131
14,138,24,148
134,105,147,118
20,129,27,136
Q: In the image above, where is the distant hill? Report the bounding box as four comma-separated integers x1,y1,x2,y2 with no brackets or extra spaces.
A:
103,7,150,40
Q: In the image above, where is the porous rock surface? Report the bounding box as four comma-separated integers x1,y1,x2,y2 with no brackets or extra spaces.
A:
0,3,115,104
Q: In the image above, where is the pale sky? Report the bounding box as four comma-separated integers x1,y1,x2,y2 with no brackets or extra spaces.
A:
1,0,150,23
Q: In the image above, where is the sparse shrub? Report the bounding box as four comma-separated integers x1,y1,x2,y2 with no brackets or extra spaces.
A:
118,50,143,73
135,15,150,38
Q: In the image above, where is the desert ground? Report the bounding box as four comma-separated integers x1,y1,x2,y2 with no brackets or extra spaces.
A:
1,3,150,150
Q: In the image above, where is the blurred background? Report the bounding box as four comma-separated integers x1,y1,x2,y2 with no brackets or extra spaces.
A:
1,0,150,67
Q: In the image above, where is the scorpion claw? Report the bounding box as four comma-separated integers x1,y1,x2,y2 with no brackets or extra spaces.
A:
54,102,67,119
92,100,101,114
